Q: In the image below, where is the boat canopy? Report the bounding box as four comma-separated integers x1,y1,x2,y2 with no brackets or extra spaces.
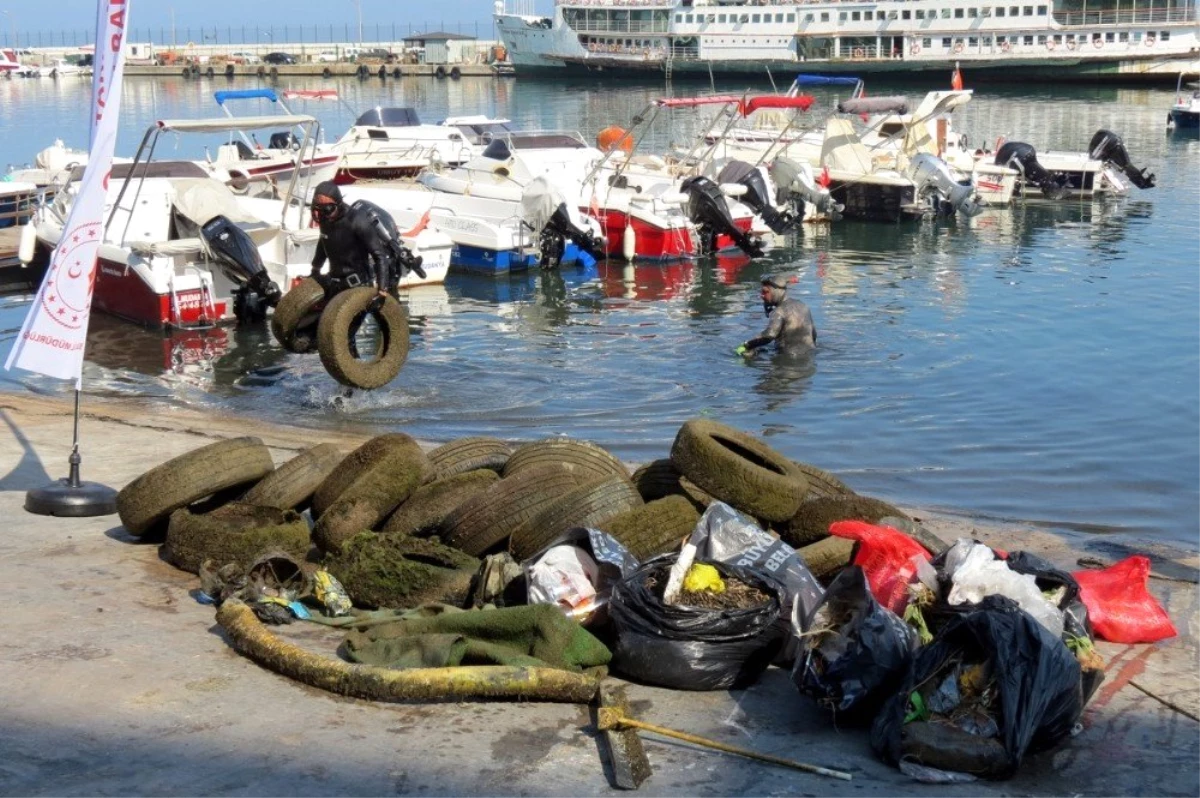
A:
793,75,862,86
213,88,278,105
654,95,744,108
837,97,908,115
155,115,318,133
741,95,815,115
354,107,420,127
281,89,339,101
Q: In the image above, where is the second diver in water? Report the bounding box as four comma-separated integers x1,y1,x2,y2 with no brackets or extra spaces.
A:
736,274,817,356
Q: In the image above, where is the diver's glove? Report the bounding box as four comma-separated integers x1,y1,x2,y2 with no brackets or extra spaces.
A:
734,344,749,356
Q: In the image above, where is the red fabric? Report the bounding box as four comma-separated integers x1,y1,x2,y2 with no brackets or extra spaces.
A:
951,66,964,91
1072,556,1177,643
829,521,932,614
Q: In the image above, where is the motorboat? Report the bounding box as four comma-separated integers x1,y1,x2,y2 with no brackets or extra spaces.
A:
0,48,40,77
24,115,451,330
45,58,92,78
993,129,1155,199
1167,73,1200,130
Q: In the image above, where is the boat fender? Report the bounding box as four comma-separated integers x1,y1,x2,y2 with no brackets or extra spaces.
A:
322,67,333,79
378,65,387,79
450,66,462,79
269,66,279,80
393,67,402,78
225,63,235,78
18,220,37,265
622,220,637,261
435,66,447,79
181,66,191,78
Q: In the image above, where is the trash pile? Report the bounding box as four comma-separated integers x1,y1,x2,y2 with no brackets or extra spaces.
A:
114,418,1178,786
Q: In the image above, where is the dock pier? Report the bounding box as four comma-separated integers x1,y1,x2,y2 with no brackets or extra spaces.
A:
125,63,509,80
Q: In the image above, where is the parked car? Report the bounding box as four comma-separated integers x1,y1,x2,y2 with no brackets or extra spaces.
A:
355,48,396,63
315,51,339,63
263,52,297,65
229,51,260,64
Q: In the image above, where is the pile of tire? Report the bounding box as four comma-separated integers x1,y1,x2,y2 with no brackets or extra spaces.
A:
271,279,410,390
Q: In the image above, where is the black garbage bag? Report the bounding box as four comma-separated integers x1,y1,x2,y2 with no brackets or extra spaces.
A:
793,566,918,723
609,554,785,690
871,595,1084,780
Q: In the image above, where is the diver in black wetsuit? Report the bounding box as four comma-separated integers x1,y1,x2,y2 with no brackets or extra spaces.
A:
736,274,817,356
308,180,422,297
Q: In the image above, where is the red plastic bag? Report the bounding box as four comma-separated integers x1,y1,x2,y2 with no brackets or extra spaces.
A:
1072,556,1177,644
829,521,932,615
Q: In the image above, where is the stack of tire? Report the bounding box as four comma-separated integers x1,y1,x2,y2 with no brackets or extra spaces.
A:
271,278,410,389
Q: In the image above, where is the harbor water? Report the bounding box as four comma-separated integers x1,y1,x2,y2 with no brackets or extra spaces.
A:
1,74,1197,548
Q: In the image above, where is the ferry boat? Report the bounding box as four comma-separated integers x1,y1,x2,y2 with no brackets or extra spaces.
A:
494,0,1198,81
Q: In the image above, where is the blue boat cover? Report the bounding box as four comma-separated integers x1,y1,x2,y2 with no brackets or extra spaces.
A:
793,75,862,86
214,89,279,105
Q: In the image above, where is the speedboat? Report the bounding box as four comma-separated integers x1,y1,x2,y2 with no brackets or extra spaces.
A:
994,129,1155,199
0,48,40,77
1168,73,1200,130
25,115,450,330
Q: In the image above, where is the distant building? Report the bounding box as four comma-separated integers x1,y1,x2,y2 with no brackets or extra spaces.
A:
401,31,476,64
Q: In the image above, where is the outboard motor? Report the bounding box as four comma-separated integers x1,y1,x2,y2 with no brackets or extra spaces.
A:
908,153,985,217
770,157,843,220
519,177,604,268
994,142,1069,200
679,176,764,257
199,215,282,323
1088,129,1155,189
715,160,795,234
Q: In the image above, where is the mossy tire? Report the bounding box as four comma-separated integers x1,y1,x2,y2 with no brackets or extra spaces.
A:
311,433,431,519
117,437,275,537
325,533,479,610
677,475,716,511
797,535,855,580
242,443,344,510
161,502,311,574
670,418,809,522
270,277,325,354
509,475,644,561
503,438,628,482
601,495,700,561
779,495,909,548
443,465,582,557
630,458,685,502
381,469,501,537
316,288,410,389
791,461,855,500
428,437,512,479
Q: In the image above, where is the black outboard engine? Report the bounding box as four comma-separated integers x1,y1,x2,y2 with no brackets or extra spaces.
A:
715,160,796,234
679,176,764,257
519,177,604,268
994,142,1069,200
268,131,299,150
1088,129,1155,190
199,215,282,323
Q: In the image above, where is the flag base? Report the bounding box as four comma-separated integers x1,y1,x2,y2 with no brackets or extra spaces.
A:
25,478,118,517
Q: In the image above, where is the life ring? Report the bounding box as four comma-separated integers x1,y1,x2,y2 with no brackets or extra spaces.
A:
227,170,251,195
910,43,921,55
1145,35,1155,47
450,66,462,79
1093,38,1103,48
1001,41,1012,53
1066,39,1077,51
853,47,865,59
1046,39,1056,50
953,42,964,54
434,65,447,79
269,66,279,80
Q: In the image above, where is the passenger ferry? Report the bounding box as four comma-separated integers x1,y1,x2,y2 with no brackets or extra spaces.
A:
494,0,1199,80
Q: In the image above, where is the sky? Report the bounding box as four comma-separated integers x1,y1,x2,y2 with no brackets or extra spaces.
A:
0,0,555,42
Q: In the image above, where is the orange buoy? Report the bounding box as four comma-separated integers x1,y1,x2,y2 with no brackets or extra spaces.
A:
597,126,634,154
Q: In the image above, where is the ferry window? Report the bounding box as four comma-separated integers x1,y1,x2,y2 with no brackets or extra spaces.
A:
740,14,750,23
902,10,911,19
1036,34,1045,43
888,11,897,19
942,37,953,47
1037,5,1047,13
941,9,952,18
983,36,992,45
685,14,693,23
1009,7,1019,15
1132,31,1141,41
954,8,964,18
1161,31,1170,40
878,11,887,20
851,11,861,21
1023,6,1033,15
982,6,992,15
1105,32,1115,42
915,9,925,18
820,13,830,22
996,7,1005,15
1023,34,1034,44
968,8,978,18
804,13,813,22
923,37,932,47
776,14,784,23
968,36,978,46
840,12,848,21
1118,32,1128,41
788,14,797,22
718,14,727,22
675,14,683,22
752,14,761,23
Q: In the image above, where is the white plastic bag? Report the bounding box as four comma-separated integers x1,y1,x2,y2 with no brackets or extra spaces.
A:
526,545,602,622
943,540,1064,638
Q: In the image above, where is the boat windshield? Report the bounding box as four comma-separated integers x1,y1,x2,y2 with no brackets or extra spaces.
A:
454,121,513,144
353,107,421,127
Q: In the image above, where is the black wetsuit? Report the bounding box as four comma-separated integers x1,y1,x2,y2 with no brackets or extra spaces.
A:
311,199,401,293
745,296,817,351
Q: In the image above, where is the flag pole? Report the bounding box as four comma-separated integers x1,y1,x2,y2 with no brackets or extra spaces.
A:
24,388,117,516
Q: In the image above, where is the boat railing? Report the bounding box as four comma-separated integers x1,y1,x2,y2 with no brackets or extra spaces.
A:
1053,5,1195,26
568,19,671,34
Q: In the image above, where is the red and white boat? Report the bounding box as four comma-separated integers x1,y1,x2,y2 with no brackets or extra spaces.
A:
0,48,40,77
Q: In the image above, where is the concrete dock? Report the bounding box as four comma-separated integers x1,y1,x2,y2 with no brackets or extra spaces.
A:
0,390,1196,796
126,63,508,80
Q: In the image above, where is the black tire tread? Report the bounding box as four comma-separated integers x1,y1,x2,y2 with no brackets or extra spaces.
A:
381,469,501,537
790,460,856,499
509,475,644,561
242,443,344,510
312,434,429,518
630,458,685,502
316,288,410,389
503,438,628,482
270,277,325,353
428,437,512,479
117,437,275,536
443,465,582,556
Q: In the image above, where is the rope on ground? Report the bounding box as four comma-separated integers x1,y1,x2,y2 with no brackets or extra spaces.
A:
216,599,604,703
1127,679,1200,722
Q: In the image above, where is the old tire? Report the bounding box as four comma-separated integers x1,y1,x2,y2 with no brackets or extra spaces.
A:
117,437,275,537
428,437,512,478
797,535,855,580
503,438,628,482
316,287,410,390
443,465,583,556
435,65,447,79
162,502,311,575
322,67,333,79
269,66,279,80
778,495,909,548
325,533,479,610
242,443,344,511
509,475,644,561
392,67,402,78
450,66,462,80
677,475,716,511
602,495,700,561
381,469,501,537
271,277,325,354
670,418,809,522
791,461,855,499
630,458,686,502
311,433,430,519
224,64,234,78
877,515,950,556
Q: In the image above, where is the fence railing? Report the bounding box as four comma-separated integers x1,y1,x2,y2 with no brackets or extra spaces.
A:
1054,5,1196,26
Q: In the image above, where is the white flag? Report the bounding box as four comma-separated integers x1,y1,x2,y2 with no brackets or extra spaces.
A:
4,0,131,387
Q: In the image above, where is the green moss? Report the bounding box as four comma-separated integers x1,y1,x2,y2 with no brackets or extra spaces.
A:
781,495,908,547
382,469,500,537
324,533,480,610
162,502,311,575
